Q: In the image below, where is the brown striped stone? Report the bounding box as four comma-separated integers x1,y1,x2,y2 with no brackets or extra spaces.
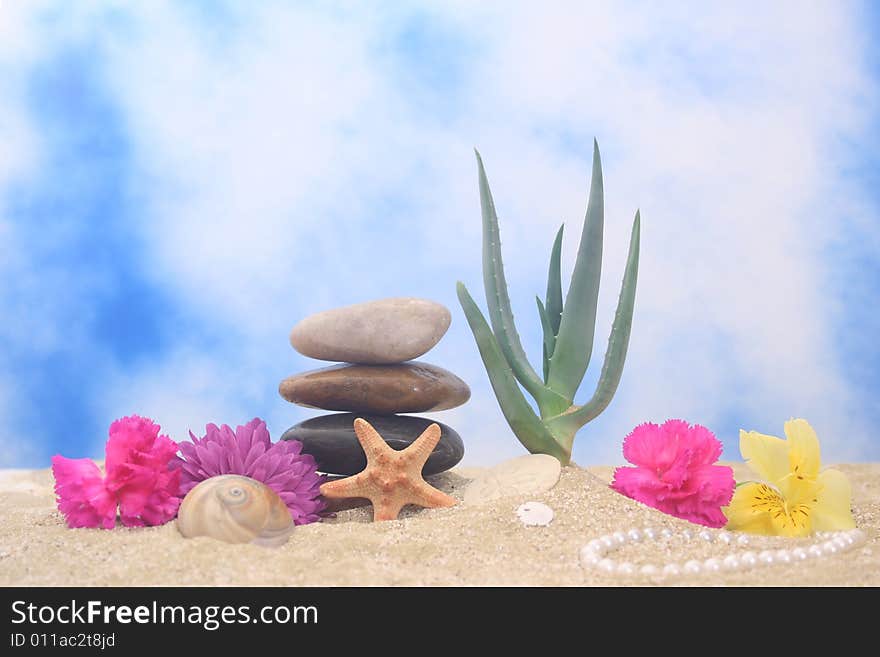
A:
278,362,470,415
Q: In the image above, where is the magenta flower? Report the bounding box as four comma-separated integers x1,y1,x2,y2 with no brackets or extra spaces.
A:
51,456,117,529
103,415,182,527
611,419,735,528
51,415,181,529
174,418,324,525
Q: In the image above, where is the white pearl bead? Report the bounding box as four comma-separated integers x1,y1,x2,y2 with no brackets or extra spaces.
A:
774,549,792,564
740,551,758,567
640,564,657,576
612,531,627,546
808,545,824,558
699,530,714,543
660,529,673,539
598,558,616,573
839,534,856,547
601,536,617,550
722,555,741,571
642,527,657,541
832,537,849,551
585,539,604,554
849,529,865,545
791,547,808,561
758,550,775,565
580,549,600,566
703,558,721,572
683,560,702,574
627,529,643,543
681,529,694,540
822,541,839,556
663,563,681,576
617,561,635,575
717,531,732,545
737,534,750,546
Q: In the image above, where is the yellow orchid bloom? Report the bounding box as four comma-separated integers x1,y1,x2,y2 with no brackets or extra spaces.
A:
724,419,855,537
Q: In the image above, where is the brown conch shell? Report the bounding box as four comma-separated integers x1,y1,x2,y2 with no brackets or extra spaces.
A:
177,475,293,547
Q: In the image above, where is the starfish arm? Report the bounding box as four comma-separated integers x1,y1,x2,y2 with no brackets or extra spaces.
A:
401,423,441,470
372,496,407,522
353,418,393,462
320,474,371,499
410,479,457,509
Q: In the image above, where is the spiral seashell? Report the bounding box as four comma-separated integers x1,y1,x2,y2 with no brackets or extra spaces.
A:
177,475,294,547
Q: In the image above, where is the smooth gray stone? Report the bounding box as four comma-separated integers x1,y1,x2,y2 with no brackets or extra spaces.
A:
289,297,451,364
281,413,464,476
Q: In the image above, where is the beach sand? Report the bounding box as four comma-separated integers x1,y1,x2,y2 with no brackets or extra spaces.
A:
1,463,877,586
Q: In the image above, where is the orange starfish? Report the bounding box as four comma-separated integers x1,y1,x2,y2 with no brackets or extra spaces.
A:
319,418,457,521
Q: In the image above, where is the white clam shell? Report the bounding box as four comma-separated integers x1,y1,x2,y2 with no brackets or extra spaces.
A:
177,475,294,547
516,501,554,526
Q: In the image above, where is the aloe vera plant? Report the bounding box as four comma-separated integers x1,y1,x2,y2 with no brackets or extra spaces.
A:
456,140,640,464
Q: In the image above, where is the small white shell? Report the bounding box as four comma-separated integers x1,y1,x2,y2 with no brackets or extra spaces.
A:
177,475,294,547
516,501,554,526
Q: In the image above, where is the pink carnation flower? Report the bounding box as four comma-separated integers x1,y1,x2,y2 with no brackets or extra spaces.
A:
51,456,117,529
174,418,325,525
611,419,735,528
104,415,181,527
51,415,181,529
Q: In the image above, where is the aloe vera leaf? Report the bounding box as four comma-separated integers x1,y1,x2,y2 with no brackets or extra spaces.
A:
547,139,604,399
457,281,570,461
536,296,555,382
542,344,549,385
545,223,564,337
547,211,640,435
475,150,547,402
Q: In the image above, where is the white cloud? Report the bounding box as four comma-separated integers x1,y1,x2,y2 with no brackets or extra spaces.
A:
99,346,254,450
0,1,877,467
432,1,878,462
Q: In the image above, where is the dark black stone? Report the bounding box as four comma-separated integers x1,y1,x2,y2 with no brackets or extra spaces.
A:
281,413,464,476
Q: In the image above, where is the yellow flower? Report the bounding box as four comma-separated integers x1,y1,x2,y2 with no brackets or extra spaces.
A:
724,419,855,537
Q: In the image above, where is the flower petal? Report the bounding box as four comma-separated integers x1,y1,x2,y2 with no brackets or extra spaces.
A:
739,429,790,485
622,422,679,470
783,418,821,482
724,482,778,535
811,468,856,531
612,465,665,498
51,455,117,529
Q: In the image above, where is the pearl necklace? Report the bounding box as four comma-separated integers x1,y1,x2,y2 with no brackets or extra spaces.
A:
579,526,867,577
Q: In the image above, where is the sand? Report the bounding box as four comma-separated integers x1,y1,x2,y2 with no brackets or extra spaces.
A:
0,462,877,586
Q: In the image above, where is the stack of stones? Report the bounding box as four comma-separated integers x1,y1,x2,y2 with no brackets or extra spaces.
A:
279,297,469,478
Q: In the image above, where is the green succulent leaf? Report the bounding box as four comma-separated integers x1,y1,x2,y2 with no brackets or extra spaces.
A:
547,211,640,434
545,223,565,337
475,150,547,403
536,296,555,382
456,281,570,461
461,141,638,465
547,140,604,400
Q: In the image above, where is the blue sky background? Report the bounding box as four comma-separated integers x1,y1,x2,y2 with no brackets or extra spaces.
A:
1,1,878,468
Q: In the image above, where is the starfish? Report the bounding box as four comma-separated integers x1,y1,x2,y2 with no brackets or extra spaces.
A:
319,418,457,521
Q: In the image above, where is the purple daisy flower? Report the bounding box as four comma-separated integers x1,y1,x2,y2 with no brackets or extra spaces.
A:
174,418,324,525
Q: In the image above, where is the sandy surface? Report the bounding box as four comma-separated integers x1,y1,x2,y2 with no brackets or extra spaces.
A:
0,463,877,586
